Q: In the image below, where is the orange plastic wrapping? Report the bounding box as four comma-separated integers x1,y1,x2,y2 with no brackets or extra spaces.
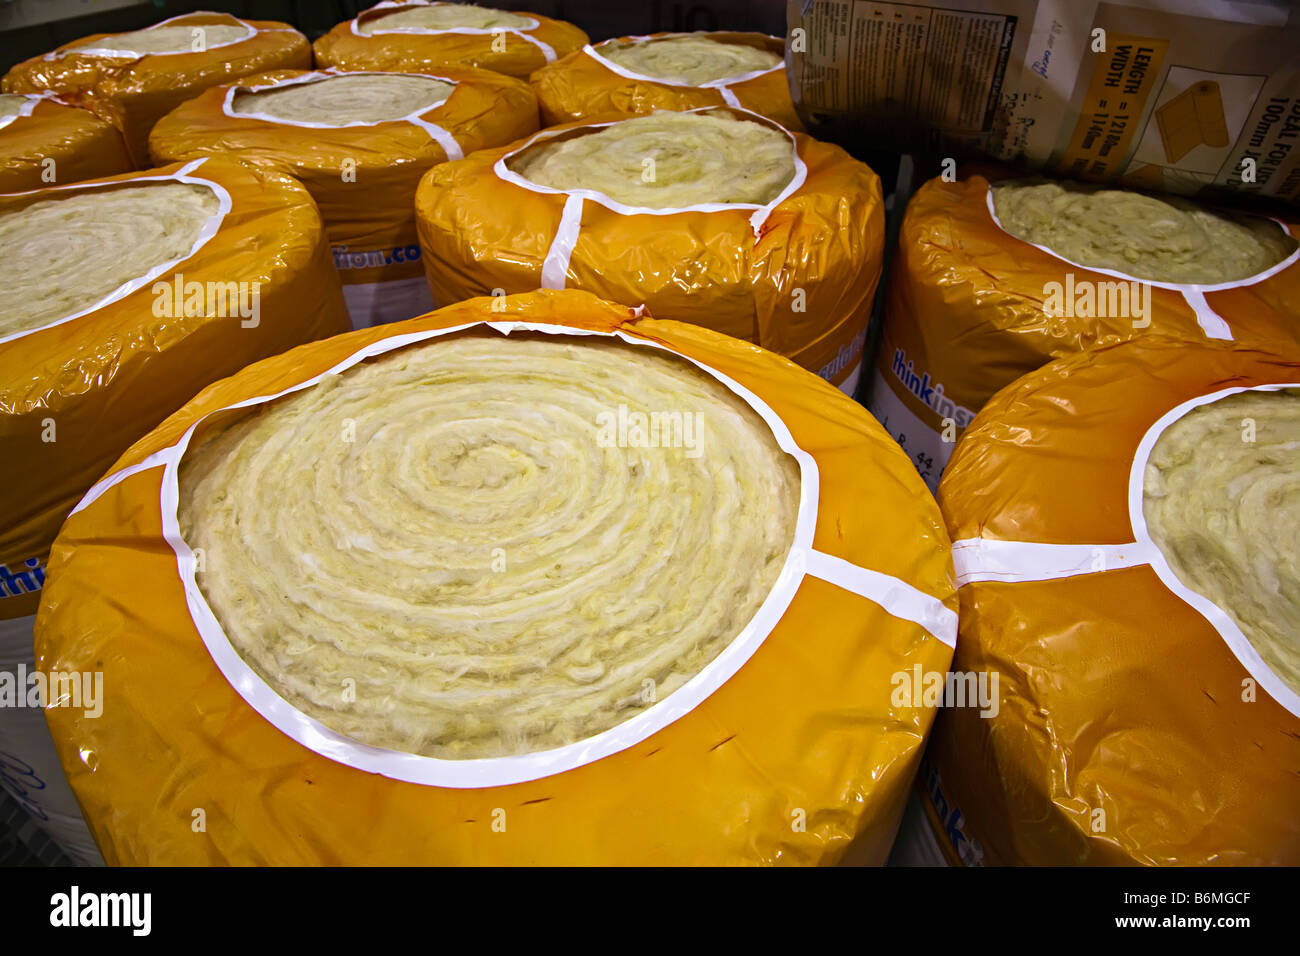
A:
149,67,539,328
314,2,588,80
866,171,1300,490
34,288,956,865
530,33,803,131
0,94,132,193
0,158,349,621
922,338,1300,865
414,109,884,393
2,13,311,167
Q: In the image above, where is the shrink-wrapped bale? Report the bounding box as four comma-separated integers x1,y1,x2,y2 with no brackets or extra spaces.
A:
35,289,955,865
0,93,132,193
416,108,884,393
151,67,538,327
867,173,1300,488
1,157,348,618
3,13,311,167
315,1,587,79
531,32,801,130
921,338,1300,865
0,157,348,862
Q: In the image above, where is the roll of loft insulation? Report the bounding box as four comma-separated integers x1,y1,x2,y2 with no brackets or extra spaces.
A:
866,173,1300,490
315,1,587,79
926,337,1300,865
0,93,132,193
531,32,801,131
416,108,884,395
35,288,956,865
3,13,311,167
150,67,538,328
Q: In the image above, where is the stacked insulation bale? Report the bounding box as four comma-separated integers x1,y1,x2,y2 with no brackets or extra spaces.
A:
34,289,957,865
151,67,539,327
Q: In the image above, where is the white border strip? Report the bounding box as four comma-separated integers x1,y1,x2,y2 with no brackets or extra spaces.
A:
984,186,1300,341
0,158,231,348
952,538,1153,587
951,382,1300,719
352,1,555,62
73,448,177,515
219,69,463,158
74,318,954,788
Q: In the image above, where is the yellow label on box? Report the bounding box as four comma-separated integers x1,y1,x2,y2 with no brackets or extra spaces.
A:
1059,35,1168,181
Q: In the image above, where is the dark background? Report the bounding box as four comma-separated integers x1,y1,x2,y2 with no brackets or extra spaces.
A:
0,0,789,74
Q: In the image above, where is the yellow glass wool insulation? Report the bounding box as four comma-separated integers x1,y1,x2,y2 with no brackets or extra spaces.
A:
601,35,782,86
178,335,799,759
923,339,1300,865
314,3,588,80
150,67,540,328
358,4,531,32
0,158,350,625
529,32,800,131
415,108,884,392
506,110,794,208
0,94,134,192
229,73,454,124
68,24,252,55
865,172,1300,493
0,182,218,339
992,180,1297,284
33,288,956,865
2,13,312,166
1143,389,1300,696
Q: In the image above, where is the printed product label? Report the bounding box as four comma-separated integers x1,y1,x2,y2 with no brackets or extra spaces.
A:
332,243,423,271
866,354,971,491
919,758,984,866
0,557,45,601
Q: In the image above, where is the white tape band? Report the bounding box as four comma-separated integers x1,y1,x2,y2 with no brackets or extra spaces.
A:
951,537,1154,587
540,193,584,290
806,549,957,648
